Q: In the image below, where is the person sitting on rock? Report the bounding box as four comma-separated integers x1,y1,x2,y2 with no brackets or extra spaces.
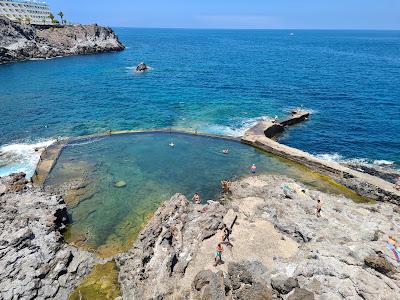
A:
192,192,201,204
214,243,224,266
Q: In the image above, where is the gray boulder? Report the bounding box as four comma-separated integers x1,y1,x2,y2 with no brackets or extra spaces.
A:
136,62,149,72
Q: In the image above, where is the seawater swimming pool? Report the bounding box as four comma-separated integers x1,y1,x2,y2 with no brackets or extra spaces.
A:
44,132,364,257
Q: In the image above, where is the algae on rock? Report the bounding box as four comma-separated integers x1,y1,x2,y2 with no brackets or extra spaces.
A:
69,261,121,300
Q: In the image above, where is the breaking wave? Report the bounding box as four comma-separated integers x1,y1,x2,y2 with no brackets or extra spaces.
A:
197,116,271,138
0,140,55,178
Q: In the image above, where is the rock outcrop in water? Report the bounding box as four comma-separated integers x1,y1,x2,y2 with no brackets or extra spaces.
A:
0,16,125,64
0,173,100,299
117,175,400,299
135,62,149,72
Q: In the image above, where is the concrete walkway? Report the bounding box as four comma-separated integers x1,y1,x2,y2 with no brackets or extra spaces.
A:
242,112,400,203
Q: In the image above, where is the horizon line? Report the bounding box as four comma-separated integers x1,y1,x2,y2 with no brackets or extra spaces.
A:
106,25,400,31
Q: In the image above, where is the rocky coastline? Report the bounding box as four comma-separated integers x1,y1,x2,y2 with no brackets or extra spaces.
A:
1,171,400,299
0,173,101,299
0,16,125,64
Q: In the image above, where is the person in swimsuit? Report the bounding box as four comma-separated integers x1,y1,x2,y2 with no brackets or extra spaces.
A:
316,200,322,217
192,193,201,204
251,164,257,174
226,180,231,191
221,180,232,193
222,224,231,243
214,243,224,265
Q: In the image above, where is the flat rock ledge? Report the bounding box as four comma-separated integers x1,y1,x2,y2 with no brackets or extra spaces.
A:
0,173,101,300
0,16,125,64
117,175,400,300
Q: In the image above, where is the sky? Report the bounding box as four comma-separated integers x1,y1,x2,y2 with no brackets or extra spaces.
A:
46,0,400,30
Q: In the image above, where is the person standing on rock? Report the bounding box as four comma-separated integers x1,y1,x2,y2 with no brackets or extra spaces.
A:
222,224,231,243
214,243,224,266
192,192,201,204
316,200,322,217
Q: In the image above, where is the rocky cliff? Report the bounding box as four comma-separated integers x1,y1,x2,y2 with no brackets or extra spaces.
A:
0,173,100,299
117,175,400,300
0,16,125,64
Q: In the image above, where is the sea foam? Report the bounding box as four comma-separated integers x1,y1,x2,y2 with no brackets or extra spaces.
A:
315,152,397,170
0,140,55,178
197,116,271,138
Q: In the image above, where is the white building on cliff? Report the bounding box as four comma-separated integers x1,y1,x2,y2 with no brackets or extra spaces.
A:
0,0,52,25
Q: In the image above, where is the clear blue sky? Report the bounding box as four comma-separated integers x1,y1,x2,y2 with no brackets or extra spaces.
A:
47,0,400,30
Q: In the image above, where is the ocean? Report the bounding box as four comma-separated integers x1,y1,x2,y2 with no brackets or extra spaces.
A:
0,29,399,177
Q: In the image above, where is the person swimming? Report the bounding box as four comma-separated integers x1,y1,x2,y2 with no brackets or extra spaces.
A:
169,142,175,147
222,149,229,154
251,164,257,174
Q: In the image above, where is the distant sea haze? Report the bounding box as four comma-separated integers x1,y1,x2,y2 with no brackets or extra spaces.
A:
0,29,399,177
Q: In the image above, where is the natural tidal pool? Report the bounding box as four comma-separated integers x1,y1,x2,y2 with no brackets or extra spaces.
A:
45,132,364,257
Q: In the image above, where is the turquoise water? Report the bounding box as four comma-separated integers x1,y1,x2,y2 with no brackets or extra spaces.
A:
44,132,362,256
0,29,399,177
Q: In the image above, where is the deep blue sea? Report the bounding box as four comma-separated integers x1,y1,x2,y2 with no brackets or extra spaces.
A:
0,29,399,177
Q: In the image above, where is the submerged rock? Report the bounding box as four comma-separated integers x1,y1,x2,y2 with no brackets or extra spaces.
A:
68,261,121,300
115,180,127,188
